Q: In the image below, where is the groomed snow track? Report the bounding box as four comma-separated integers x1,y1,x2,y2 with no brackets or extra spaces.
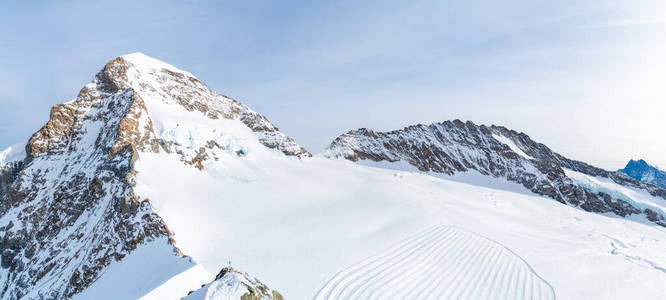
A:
315,225,555,300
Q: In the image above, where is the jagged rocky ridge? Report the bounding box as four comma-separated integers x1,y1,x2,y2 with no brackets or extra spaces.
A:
0,53,308,299
619,159,666,190
183,267,284,300
326,120,666,226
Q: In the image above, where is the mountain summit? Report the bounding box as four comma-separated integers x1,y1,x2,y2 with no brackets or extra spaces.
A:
619,159,666,189
0,53,306,299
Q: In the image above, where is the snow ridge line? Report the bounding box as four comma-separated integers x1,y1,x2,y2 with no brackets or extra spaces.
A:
314,224,556,300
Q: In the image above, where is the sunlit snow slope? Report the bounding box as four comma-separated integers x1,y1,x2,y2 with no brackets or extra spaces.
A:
315,225,555,300
134,148,666,299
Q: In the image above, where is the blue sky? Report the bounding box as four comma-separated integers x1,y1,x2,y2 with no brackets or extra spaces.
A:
1,0,665,169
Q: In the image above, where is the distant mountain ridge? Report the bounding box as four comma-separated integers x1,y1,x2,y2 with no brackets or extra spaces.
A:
325,120,666,226
619,159,666,189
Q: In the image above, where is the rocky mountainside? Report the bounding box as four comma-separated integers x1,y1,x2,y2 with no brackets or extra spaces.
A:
325,120,666,226
619,159,666,189
183,267,283,300
0,53,305,299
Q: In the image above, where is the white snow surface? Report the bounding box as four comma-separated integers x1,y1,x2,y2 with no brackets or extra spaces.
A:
315,225,555,300
141,265,212,300
122,52,196,78
72,238,195,300
492,133,534,159
130,115,666,300
357,159,536,196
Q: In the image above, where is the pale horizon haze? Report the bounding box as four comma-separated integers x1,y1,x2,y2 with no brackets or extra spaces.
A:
1,1,664,170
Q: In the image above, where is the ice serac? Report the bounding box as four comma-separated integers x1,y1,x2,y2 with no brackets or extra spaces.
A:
325,120,666,226
183,267,284,300
619,159,666,190
0,53,309,299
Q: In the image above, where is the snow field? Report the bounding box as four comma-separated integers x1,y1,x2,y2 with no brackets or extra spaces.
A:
315,225,555,300
491,134,533,160
134,149,666,300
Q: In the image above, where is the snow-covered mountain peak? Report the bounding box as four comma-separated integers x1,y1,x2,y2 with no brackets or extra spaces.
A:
0,53,310,299
26,53,309,162
620,159,666,189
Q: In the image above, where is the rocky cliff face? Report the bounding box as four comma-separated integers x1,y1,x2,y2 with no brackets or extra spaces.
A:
326,120,666,226
0,53,309,299
183,267,284,300
619,159,666,190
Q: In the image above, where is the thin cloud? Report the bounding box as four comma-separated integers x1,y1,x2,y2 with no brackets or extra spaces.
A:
583,17,666,28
